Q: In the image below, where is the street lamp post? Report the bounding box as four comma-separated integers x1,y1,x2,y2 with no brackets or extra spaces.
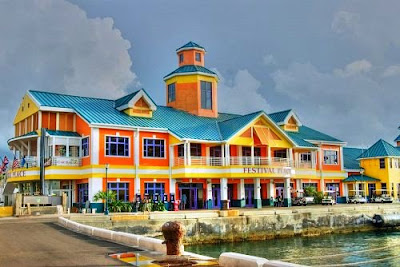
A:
104,163,109,215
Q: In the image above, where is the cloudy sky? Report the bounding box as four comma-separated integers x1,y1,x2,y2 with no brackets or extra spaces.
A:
1,0,400,156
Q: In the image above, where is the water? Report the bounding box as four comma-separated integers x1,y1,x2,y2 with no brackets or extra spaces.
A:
185,230,400,266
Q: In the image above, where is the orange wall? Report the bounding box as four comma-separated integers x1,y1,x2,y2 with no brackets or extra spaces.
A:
59,113,74,131
41,112,56,130
76,116,91,166
99,128,134,165
177,50,205,67
167,82,199,114
196,80,218,118
317,145,342,171
139,131,169,166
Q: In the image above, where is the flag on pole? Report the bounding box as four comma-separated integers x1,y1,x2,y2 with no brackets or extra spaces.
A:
12,156,20,169
1,156,9,174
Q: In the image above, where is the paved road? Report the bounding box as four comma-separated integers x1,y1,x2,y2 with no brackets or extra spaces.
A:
0,216,134,266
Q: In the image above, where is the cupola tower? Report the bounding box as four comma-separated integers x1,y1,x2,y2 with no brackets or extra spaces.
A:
164,41,219,118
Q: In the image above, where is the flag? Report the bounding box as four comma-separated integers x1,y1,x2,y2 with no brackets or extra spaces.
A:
1,156,9,174
12,157,20,169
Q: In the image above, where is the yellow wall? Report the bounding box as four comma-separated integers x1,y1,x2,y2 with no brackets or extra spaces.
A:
13,94,39,124
0,207,13,217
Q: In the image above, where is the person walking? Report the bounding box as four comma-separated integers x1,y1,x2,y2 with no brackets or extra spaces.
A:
181,194,187,210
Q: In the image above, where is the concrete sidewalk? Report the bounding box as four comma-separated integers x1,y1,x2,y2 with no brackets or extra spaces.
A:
0,217,134,266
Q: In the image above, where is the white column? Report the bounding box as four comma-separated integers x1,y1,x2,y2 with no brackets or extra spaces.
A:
284,178,291,200
56,113,60,130
52,137,56,158
66,138,70,157
238,179,245,200
88,178,103,202
134,129,140,195
342,182,347,197
224,144,230,166
254,178,261,199
267,146,272,165
339,147,344,171
220,178,228,201
38,111,42,130
90,128,99,165
288,148,293,166
318,147,324,191
207,179,212,201
251,145,255,165
27,141,31,157
221,144,225,166
311,151,316,168
296,179,301,197
186,141,191,166
268,179,275,198
36,137,40,166
355,182,359,196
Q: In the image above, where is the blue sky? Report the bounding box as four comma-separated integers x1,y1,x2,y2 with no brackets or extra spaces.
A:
1,0,400,157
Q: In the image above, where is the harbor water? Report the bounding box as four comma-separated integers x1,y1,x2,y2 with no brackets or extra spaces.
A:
185,230,400,266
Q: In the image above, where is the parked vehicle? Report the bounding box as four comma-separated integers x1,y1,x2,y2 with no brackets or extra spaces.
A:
322,195,336,205
304,196,315,204
371,194,393,203
347,195,367,204
292,197,307,206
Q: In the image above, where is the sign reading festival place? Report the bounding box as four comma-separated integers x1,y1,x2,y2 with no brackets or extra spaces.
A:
243,167,291,176
8,170,26,178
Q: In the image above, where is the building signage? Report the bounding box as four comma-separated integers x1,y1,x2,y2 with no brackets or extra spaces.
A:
8,170,26,178
243,167,291,176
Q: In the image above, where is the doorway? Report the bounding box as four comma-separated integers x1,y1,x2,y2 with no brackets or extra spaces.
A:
212,184,220,208
245,184,254,207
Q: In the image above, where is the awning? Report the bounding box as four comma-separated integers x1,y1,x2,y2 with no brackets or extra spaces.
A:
343,175,380,183
3,182,16,195
253,126,270,145
46,130,81,137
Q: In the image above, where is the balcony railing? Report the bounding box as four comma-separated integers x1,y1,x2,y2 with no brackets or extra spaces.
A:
173,156,313,169
47,156,82,167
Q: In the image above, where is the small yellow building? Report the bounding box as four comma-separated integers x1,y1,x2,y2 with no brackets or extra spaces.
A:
344,139,400,199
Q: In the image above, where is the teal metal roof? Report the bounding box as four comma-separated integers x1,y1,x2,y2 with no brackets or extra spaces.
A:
285,126,342,147
358,139,400,159
46,130,81,137
7,131,38,143
114,91,139,109
176,41,205,52
164,65,217,79
395,134,400,142
268,109,292,124
343,147,364,170
219,111,264,140
343,175,380,183
28,90,344,145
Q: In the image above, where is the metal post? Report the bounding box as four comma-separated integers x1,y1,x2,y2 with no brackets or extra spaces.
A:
104,163,109,215
39,128,46,195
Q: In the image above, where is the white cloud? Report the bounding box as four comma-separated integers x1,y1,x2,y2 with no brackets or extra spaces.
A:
0,0,137,156
271,60,399,146
382,65,400,77
334,59,372,77
216,69,270,114
263,54,276,66
331,11,360,35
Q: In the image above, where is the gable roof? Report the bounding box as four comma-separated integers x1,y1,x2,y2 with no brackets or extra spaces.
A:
163,65,217,80
343,175,380,183
27,90,344,146
268,109,302,126
176,41,206,52
114,91,140,109
358,139,400,159
114,89,157,111
343,147,363,170
268,109,292,124
395,134,400,142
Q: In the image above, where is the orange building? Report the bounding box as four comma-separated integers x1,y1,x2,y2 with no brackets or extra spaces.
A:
6,42,348,210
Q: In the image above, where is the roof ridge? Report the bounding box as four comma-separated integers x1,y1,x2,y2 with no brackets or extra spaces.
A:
218,110,264,124
268,109,292,115
29,89,114,102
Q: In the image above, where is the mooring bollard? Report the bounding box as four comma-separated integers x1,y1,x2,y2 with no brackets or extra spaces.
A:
161,221,185,256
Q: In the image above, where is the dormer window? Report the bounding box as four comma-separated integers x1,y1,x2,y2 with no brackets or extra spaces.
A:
179,54,184,63
195,52,201,62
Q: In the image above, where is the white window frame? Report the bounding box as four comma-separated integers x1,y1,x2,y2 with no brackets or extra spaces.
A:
142,137,167,159
104,135,131,158
323,149,338,165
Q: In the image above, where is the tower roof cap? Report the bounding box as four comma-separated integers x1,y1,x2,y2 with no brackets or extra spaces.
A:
176,41,206,53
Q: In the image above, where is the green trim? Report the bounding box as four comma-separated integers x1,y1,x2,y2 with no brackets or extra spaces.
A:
46,130,81,137
343,175,380,183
